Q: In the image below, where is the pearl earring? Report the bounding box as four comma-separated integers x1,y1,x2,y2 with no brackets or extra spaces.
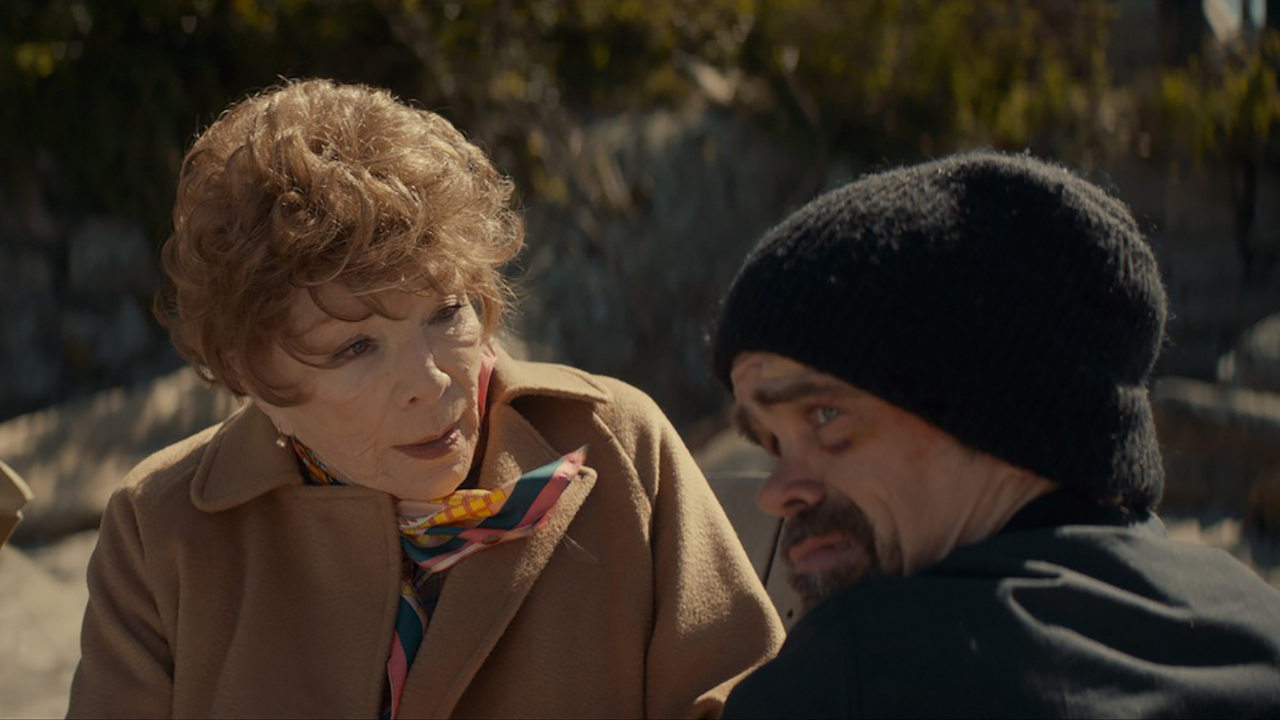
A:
276,434,289,449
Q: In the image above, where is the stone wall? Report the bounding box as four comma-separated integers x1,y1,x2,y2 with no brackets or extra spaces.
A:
1153,377,1280,516
3,108,1280,435
0,195,182,423
511,106,821,431
1103,160,1280,380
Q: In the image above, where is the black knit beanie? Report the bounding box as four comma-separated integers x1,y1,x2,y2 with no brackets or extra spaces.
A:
711,151,1167,510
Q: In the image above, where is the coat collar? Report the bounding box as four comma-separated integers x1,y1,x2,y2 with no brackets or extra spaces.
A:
997,488,1166,537
189,402,302,512
483,345,612,408
190,344,611,509
397,395,599,716
189,346,610,717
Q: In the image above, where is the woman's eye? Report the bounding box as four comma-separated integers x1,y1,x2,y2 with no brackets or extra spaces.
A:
814,406,842,426
341,339,373,359
431,302,464,324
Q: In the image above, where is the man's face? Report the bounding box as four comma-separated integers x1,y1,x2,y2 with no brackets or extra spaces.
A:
731,352,1043,609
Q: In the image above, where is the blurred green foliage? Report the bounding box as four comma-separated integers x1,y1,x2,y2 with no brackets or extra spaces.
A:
1,0,423,238
1157,28,1280,281
9,0,1280,424
1160,31,1280,163
22,0,1270,248
1,0,1124,240
752,0,1115,154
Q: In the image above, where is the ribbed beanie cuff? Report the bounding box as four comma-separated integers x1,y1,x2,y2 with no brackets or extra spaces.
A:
712,152,1167,509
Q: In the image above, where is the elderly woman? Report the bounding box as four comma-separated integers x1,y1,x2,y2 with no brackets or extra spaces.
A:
68,79,783,718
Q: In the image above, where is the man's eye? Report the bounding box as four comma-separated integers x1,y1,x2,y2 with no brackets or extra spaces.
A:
763,435,781,458
814,406,841,425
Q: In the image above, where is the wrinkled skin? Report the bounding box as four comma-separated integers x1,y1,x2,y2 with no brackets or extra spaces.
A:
731,352,1057,609
251,285,486,501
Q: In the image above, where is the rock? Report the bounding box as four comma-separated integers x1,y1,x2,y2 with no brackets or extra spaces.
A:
1151,376,1280,517
0,242,60,412
0,245,54,301
1218,313,1280,394
67,217,155,297
694,421,772,476
0,177,61,244
91,299,152,371
516,107,819,432
0,296,59,406
59,299,154,375
0,367,242,545
0,217,178,424
1162,511,1280,589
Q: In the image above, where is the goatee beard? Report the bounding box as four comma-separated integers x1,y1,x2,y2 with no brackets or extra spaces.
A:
781,494,899,609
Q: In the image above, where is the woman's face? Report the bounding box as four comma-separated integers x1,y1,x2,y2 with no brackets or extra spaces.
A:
252,284,486,501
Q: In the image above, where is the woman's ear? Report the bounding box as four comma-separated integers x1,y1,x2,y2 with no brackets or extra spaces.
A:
244,389,296,437
227,351,297,438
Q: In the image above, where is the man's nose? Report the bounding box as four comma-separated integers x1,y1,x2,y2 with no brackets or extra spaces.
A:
757,455,826,519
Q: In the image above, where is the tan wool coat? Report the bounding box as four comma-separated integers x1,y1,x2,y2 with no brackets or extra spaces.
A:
68,353,785,718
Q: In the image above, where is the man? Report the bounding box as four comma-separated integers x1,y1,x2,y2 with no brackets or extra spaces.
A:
712,152,1280,718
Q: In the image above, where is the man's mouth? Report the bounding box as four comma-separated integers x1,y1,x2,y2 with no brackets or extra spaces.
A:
786,532,865,575
393,420,463,461
778,497,888,607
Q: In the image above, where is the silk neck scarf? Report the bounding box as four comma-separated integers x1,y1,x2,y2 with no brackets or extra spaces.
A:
291,346,584,719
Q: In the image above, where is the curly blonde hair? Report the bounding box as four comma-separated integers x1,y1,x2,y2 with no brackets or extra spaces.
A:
156,79,523,404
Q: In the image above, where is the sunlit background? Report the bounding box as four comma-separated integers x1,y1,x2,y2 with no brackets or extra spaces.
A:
3,0,1278,428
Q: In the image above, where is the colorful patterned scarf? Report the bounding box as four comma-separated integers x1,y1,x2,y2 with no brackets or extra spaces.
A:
290,346,584,718
385,449,584,717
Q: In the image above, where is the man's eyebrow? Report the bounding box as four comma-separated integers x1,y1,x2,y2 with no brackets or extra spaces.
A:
752,377,852,406
732,404,762,447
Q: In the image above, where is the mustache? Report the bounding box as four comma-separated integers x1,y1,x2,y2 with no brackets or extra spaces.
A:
779,493,886,598
780,495,890,609
781,496,879,564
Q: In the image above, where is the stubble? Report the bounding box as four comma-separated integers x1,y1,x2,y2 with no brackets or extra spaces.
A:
780,493,901,609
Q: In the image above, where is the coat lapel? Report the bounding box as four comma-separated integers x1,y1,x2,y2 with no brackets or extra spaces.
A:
185,348,610,716
397,399,598,717
190,403,302,511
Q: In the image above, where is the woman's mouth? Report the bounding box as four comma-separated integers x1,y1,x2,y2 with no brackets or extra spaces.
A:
394,421,463,461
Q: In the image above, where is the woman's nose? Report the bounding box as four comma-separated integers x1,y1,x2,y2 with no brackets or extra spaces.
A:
398,341,450,407
756,454,827,519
